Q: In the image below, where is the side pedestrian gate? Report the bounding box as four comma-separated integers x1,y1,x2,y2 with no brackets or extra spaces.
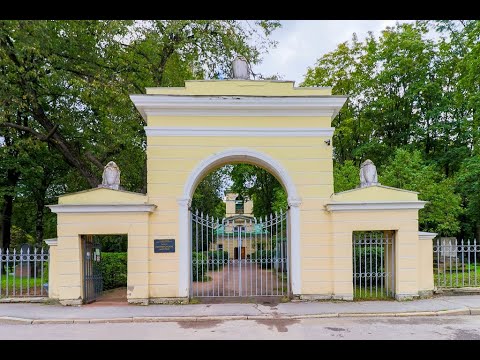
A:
82,235,103,303
190,210,289,298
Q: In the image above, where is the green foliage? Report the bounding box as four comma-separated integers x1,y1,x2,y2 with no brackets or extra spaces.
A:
206,250,229,270
456,156,480,239
380,149,462,236
303,20,480,237
9,226,36,250
0,19,279,251
99,252,127,290
230,164,287,217
333,160,359,193
353,246,384,284
95,235,128,253
192,252,209,282
191,167,229,219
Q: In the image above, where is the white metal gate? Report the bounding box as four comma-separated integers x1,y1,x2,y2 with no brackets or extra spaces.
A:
190,209,289,298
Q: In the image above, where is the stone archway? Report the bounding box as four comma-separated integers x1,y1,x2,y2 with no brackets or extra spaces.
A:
177,148,302,298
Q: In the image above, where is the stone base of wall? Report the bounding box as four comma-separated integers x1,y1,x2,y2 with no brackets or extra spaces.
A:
60,299,83,306
395,293,420,301
298,294,353,301
434,287,480,296
127,298,149,306
418,290,434,299
0,297,47,303
148,297,189,305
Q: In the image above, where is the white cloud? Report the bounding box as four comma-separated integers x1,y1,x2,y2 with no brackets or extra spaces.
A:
253,20,409,85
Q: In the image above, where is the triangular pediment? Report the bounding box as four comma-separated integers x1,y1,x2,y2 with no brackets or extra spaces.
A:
331,185,419,202
57,188,148,205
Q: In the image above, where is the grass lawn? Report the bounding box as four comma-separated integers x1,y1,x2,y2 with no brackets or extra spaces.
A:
0,274,46,297
354,285,394,300
434,264,480,288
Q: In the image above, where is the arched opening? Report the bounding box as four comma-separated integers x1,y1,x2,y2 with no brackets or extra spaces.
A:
178,148,301,300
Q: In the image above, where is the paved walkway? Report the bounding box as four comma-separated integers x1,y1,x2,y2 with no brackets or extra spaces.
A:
0,295,479,324
191,263,287,297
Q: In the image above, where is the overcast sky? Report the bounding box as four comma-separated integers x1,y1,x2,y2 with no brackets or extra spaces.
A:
254,20,409,85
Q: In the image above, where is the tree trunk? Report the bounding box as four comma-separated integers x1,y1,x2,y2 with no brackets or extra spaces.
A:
35,180,48,245
0,168,20,251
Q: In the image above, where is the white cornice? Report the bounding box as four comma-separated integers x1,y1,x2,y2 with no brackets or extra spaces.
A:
418,231,438,241
47,204,157,214
130,95,347,119
325,201,427,212
145,127,335,137
44,238,58,247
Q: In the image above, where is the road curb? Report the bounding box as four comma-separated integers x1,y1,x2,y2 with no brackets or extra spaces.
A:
0,316,33,324
339,312,397,318
470,308,480,315
0,308,478,325
436,309,471,316
32,319,74,324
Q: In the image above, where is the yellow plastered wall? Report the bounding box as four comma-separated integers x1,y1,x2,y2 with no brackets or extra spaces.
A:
147,135,334,298
51,188,153,303
326,186,428,299
55,212,150,302
418,238,434,293
326,210,420,298
48,245,59,299
143,80,337,299
49,79,433,303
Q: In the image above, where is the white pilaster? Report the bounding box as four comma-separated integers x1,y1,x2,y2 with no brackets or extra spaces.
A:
177,197,191,298
288,197,302,295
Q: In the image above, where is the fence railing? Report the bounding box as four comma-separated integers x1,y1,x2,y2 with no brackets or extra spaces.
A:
434,239,479,288
0,248,49,298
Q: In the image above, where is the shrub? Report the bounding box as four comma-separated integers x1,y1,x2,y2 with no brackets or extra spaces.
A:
99,252,127,290
250,250,276,269
206,250,229,270
353,247,384,285
192,252,209,281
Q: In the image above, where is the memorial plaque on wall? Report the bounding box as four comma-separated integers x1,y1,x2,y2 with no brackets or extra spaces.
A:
154,239,175,253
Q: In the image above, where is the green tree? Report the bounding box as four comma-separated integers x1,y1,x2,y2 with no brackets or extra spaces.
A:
456,155,480,240
333,160,359,193
302,20,480,237
191,167,229,219
380,149,462,236
0,20,280,248
230,164,287,217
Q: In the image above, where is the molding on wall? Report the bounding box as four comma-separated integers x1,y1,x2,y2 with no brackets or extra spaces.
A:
325,201,427,212
145,127,335,138
183,148,300,201
47,204,157,213
44,238,58,247
418,231,438,241
131,95,347,119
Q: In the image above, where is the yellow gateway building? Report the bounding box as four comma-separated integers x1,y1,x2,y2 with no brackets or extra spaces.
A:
47,65,435,305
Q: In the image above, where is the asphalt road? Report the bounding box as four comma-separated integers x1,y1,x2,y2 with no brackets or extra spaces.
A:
1,316,480,340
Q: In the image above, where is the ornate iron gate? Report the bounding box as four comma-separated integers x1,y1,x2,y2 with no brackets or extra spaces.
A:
82,235,103,303
190,209,289,298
